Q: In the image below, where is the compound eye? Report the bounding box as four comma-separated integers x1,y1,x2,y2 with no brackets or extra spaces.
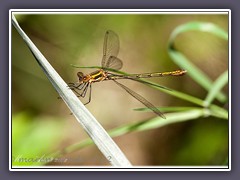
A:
77,72,84,81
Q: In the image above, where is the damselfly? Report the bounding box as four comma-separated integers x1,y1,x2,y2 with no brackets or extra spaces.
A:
68,30,187,118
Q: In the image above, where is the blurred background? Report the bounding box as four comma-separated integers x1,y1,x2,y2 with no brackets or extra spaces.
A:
12,13,228,166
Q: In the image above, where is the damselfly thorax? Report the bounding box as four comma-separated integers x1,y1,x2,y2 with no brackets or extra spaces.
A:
69,30,187,118
77,69,107,84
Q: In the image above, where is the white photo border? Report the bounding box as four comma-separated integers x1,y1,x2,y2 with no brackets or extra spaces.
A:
9,9,231,171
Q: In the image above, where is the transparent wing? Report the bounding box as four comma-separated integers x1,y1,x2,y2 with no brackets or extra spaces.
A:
113,80,165,118
105,56,123,70
102,30,120,68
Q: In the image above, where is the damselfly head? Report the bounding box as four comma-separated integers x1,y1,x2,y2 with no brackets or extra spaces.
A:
77,72,84,81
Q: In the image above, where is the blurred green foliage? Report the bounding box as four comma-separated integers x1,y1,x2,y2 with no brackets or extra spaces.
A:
172,119,228,165
12,112,64,166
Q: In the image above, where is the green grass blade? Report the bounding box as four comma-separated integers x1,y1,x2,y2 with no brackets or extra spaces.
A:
204,71,228,107
169,22,228,41
168,22,228,103
51,109,207,157
141,79,205,106
71,64,130,75
135,105,228,120
111,109,209,135
134,106,202,113
209,104,228,120
50,103,228,157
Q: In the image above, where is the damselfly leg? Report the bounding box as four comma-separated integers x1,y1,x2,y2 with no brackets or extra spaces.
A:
68,82,92,105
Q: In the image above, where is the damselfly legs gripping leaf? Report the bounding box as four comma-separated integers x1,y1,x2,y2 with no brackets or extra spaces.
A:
68,30,187,118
